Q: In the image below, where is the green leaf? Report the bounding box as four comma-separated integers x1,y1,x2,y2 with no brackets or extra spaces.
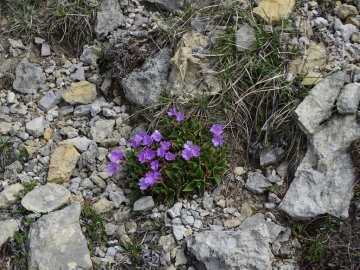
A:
199,183,205,196
14,231,22,243
209,158,216,169
183,180,198,192
258,106,265,118
326,214,330,225
167,194,175,207
202,142,212,149
329,226,338,233
195,167,204,179
165,170,177,181
214,174,221,185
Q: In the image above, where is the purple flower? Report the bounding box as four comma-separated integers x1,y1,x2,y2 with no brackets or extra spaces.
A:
190,145,200,157
151,130,162,142
182,148,193,161
138,148,155,163
210,124,223,135
160,141,171,150
107,162,119,174
142,135,154,146
168,108,177,117
165,152,175,161
182,141,200,160
131,131,146,148
176,112,185,122
184,141,194,149
109,149,123,162
157,147,165,158
212,135,224,147
138,171,161,190
151,160,159,171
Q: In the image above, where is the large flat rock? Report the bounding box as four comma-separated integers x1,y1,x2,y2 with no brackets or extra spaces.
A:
29,202,92,269
186,224,274,270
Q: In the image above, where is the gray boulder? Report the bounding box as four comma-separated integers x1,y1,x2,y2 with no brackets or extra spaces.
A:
29,202,92,269
25,117,45,137
236,213,284,244
13,59,46,94
133,196,154,211
337,83,360,114
38,89,65,112
95,11,123,40
94,0,123,40
235,24,256,52
294,71,347,135
106,182,126,208
89,119,115,142
260,146,285,167
122,48,171,108
80,45,101,66
186,224,274,270
245,171,272,194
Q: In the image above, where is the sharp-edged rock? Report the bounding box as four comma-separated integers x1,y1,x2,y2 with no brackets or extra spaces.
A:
122,48,171,107
294,71,347,135
13,59,46,94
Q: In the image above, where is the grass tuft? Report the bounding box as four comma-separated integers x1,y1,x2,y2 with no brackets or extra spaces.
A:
1,0,97,56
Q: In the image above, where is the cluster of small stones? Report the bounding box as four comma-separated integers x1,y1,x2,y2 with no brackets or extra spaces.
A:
1,0,360,269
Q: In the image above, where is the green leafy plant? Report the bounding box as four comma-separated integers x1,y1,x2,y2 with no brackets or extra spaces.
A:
20,179,38,197
107,108,229,206
82,201,108,253
267,184,277,193
119,241,142,263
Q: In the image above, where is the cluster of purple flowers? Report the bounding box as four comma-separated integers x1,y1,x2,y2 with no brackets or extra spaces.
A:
107,109,225,192
130,129,177,190
210,124,224,147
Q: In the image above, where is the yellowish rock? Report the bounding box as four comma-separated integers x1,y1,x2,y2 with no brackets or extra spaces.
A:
69,194,84,208
47,145,80,184
224,217,244,229
62,81,97,105
167,31,221,101
91,198,114,215
345,16,360,28
288,42,326,76
334,4,358,20
301,72,324,86
24,146,37,156
253,0,296,25
183,228,193,238
216,199,226,208
43,128,53,140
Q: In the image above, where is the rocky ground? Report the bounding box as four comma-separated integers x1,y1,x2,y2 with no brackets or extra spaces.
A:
1,0,360,269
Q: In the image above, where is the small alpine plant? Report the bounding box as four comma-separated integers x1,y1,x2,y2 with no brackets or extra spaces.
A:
107,108,229,206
